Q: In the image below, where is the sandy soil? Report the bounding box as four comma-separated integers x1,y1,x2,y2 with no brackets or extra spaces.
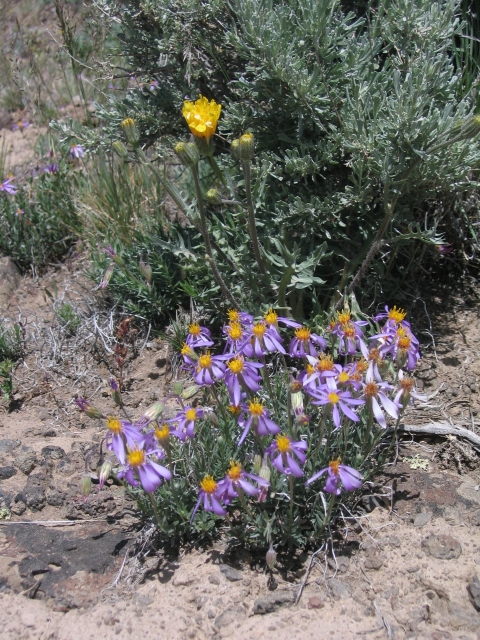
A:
0,259,479,639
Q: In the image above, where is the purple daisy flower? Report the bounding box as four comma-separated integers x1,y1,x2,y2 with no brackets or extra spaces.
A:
306,459,363,495
374,305,408,327
70,144,85,159
223,321,246,353
0,177,17,195
309,380,365,428
362,370,399,428
237,398,281,446
45,163,58,174
224,355,263,406
240,321,286,358
117,442,172,493
227,309,254,326
289,326,327,358
393,370,428,409
186,322,214,348
105,416,144,464
168,406,204,440
193,351,228,386
266,434,307,477
301,354,341,391
190,475,227,522
12,120,30,131
217,460,270,504
378,325,420,371
331,310,369,357
263,309,302,333
75,397,103,419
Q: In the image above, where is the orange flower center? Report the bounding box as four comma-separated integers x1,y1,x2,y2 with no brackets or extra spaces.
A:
155,424,170,441
252,322,266,338
200,475,217,494
227,461,242,482
227,322,242,341
227,309,240,323
329,458,341,475
188,323,201,336
337,311,351,324
181,343,195,357
338,371,350,383
106,416,122,433
249,399,264,416
388,306,406,323
400,377,414,392
306,364,315,375
356,358,369,374
327,392,340,404
276,434,291,453
185,408,197,421
342,322,355,339
198,353,212,369
368,348,381,363
364,382,378,398
227,357,244,374
264,309,278,324
295,327,311,341
316,354,334,372
127,449,145,467
228,404,241,415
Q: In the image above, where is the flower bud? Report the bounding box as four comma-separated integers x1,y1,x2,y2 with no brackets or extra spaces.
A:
76,397,103,419
112,140,129,158
266,545,277,570
174,141,200,167
205,188,222,205
181,385,199,400
259,462,271,483
290,391,304,412
289,379,303,394
139,256,152,286
193,136,213,157
121,117,139,147
253,454,262,475
142,401,164,424
231,138,240,159
238,132,255,162
171,381,184,396
98,459,113,490
100,264,114,289
81,474,92,497
207,411,219,427
217,435,225,445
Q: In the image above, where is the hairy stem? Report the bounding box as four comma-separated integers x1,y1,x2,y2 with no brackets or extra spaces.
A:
242,161,267,275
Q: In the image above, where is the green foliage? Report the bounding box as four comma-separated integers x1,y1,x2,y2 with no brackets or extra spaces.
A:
0,164,78,272
56,302,81,336
0,322,24,361
52,0,480,317
0,359,14,401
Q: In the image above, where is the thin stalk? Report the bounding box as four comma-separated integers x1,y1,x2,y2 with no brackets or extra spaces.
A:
148,493,162,529
191,165,240,309
289,475,295,529
237,487,255,520
242,161,267,275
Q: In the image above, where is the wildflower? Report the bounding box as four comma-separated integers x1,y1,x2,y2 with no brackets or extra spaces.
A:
205,188,222,205
120,118,139,146
182,95,221,142
241,320,286,357
238,132,255,161
289,326,327,357
0,177,17,195
168,406,204,440
393,370,427,409
374,305,407,326
227,309,254,326
224,355,263,406
266,434,307,477
100,264,114,289
105,416,144,464
380,325,420,371
112,140,129,158
362,370,399,428
217,460,270,504
266,545,277,569
237,398,280,446
435,243,453,256
331,310,369,357
186,322,214,348
302,353,340,390
366,347,386,381
136,401,165,427
174,141,200,167
76,397,103,419
12,120,29,131
223,321,245,353
118,443,172,493
190,474,227,521
70,144,85,159
306,459,363,495
45,162,58,174
193,351,227,385
98,459,113,490
263,309,301,332
180,342,198,366
148,79,159,91
15,208,24,216
309,383,364,428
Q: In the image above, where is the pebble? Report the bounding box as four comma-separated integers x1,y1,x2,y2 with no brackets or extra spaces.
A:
253,590,295,614
208,574,221,585
219,564,243,582
0,466,17,480
364,556,383,570
421,534,462,560
308,596,324,609
172,573,196,587
413,512,432,527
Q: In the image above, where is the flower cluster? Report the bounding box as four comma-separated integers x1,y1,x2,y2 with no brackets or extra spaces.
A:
79,305,423,529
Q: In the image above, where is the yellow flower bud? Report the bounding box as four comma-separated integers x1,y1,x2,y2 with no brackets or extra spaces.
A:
182,95,221,142
174,141,200,167
121,117,139,147
238,132,255,161
112,140,128,158
205,188,222,205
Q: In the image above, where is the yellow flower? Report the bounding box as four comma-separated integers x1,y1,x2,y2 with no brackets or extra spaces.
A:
182,96,221,141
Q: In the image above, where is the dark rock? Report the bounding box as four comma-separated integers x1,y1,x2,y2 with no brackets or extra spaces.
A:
253,590,296,614
63,492,116,519
0,439,20,458
10,497,26,515
0,466,17,480
214,605,246,630
0,257,21,307
41,446,65,461
0,488,12,508
413,512,432,527
46,489,65,507
364,556,383,570
20,470,50,511
219,564,243,582
14,446,38,475
422,534,462,560
42,428,57,437
467,575,480,611
327,577,353,599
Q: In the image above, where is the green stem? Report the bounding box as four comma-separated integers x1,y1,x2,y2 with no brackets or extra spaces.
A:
242,161,267,275
238,487,255,520
289,475,295,529
148,492,162,529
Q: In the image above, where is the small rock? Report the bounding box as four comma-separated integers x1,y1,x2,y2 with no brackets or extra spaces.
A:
172,573,195,587
46,489,65,507
208,574,221,585
327,577,353,599
364,556,383,570
253,590,295,614
0,488,12,508
41,446,65,461
0,257,21,307
42,428,57,438
327,555,350,573
64,492,115,519
0,466,17,480
308,596,324,609
467,576,480,611
197,596,208,610
413,512,432,527
213,605,246,631
207,609,216,619
219,564,243,582
443,506,462,526
14,446,38,475
39,410,50,421
389,535,401,548
0,439,20,458
422,534,462,560
471,511,480,526
10,499,26,515
406,566,420,573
